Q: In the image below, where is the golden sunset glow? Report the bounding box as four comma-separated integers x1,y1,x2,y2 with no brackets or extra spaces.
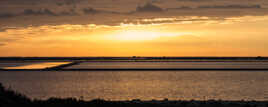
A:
2,0,268,104
115,30,160,41
1,15,268,56
112,29,188,41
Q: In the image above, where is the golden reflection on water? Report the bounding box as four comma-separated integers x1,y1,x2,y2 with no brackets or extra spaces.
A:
1,71,268,100
4,62,70,69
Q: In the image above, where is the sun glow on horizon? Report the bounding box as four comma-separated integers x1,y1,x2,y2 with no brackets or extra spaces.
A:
115,30,162,41
112,29,191,41
1,15,268,56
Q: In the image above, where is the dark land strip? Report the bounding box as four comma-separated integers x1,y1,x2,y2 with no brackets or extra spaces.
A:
44,61,83,70
1,57,268,61
1,68,268,71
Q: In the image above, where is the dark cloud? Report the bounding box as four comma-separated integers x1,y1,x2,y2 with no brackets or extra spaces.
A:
0,0,268,28
136,3,164,12
152,0,162,3
198,4,262,9
56,2,64,6
0,13,15,19
167,6,193,10
57,0,83,9
22,8,115,16
0,8,78,17
0,0,80,6
177,0,211,2
63,0,82,6
59,11,77,16
22,9,57,16
82,7,122,15
0,0,39,5
59,8,78,15
83,8,100,14
63,0,76,5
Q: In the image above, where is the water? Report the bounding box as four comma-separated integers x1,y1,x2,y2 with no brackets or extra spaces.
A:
1,71,268,101
65,62,268,69
1,62,70,69
0,62,37,68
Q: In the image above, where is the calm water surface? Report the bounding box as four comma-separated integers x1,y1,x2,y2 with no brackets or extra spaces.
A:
1,62,70,69
66,62,268,69
0,71,268,101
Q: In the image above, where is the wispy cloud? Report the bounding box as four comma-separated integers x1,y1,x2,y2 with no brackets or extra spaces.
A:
198,4,262,9
166,4,263,10
1,15,267,33
0,43,6,46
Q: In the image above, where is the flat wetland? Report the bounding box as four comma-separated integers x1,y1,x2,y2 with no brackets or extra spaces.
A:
1,57,268,107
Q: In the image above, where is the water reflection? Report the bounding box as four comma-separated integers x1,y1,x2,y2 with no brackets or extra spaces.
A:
0,71,268,101
4,62,70,69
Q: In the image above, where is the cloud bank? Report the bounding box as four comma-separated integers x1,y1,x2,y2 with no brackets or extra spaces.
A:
0,0,268,28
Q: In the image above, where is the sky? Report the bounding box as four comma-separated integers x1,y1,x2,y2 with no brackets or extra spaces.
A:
0,0,268,56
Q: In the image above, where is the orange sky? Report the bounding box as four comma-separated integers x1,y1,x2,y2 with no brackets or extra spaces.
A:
1,0,268,56
0,16,268,56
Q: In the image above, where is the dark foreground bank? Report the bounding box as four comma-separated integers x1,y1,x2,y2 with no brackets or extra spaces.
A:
1,83,268,107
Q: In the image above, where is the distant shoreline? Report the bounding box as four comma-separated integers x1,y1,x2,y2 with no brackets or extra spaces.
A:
0,56,268,62
2,68,268,72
